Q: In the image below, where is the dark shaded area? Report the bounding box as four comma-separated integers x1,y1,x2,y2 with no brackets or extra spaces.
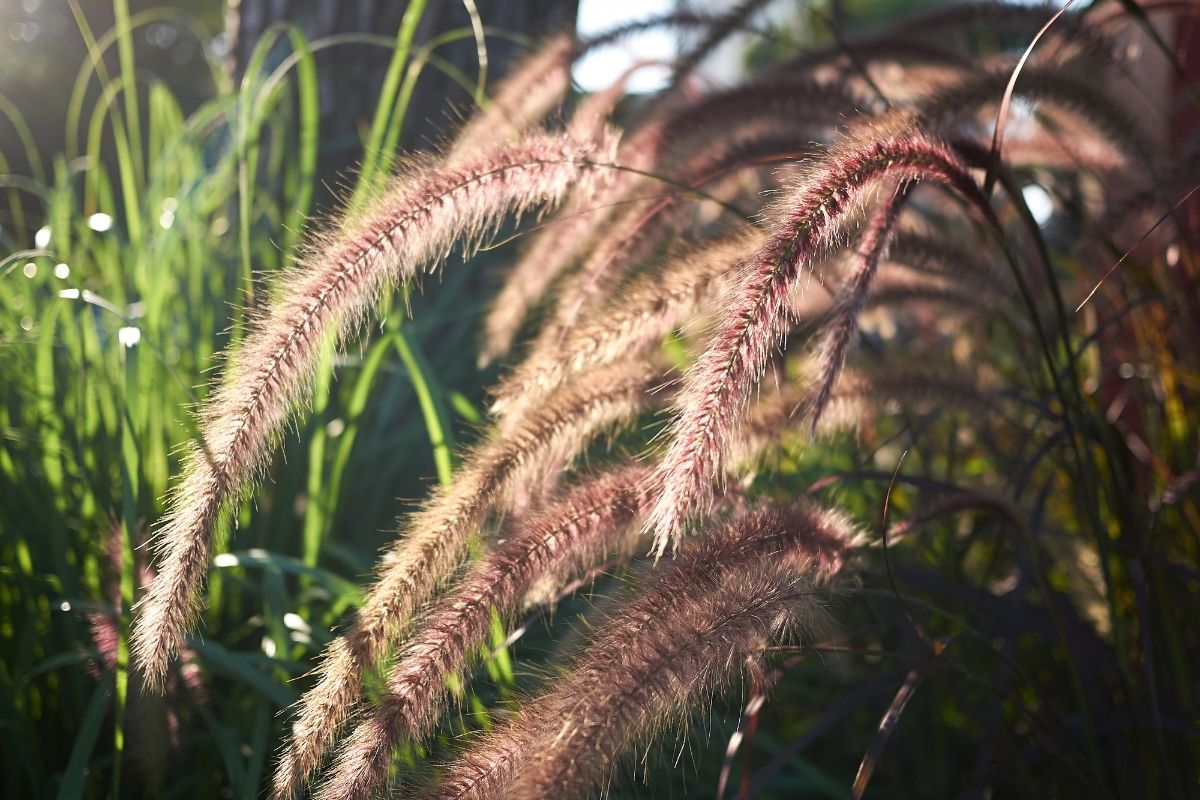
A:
226,0,578,184
0,0,578,200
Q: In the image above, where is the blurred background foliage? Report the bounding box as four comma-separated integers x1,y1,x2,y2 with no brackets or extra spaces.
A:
1,1,1198,798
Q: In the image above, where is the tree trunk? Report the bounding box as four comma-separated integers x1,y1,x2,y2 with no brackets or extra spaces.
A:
225,0,578,177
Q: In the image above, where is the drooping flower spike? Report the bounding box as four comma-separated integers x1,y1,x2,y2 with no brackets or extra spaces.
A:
270,358,665,799
135,132,618,689
647,122,995,555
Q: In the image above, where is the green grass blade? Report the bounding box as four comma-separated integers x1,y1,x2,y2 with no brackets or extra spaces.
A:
214,549,364,612
320,332,398,545
0,96,45,184
112,323,141,796
302,343,336,568
56,677,112,800
235,23,290,313
460,0,489,106
112,0,144,191
281,27,319,254
356,0,430,201
195,706,246,789
395,327,455,487
189,640,298,709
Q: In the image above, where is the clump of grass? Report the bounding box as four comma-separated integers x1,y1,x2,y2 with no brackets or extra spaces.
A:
271,357,664,799
5,2,1198,798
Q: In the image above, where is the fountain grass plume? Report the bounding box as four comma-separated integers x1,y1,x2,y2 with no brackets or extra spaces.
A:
786,275,998,340
480,76,859,369
311,355,992,800
567,59,660,145
516,197,1000,406
913,66,1156,173
488,77,865,410
491,227,765,421
476,191,605,368
429,499,861,800
132,131,618,690
314,463,654,800
857,281,995,317
735,363,1002,463
313,365,846,800
646,121,992,555
651,76,870,173
542,198,677,346
478,157,644,369
106,3,1197,797
888,228,1018,294
479,62,672,366
270,359,664,800
670,0,776,84
571,10,723,57
808,186,909,433
477,14,793,368
543,79,866,344
507,567,820,799
445,13,742,162
447,35,574,164
478,113,671,370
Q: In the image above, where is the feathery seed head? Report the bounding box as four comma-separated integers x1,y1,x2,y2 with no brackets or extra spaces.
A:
315,463,653,800
273,360,662,798
645,124,986,555
431,500,861,799
134,131,619,691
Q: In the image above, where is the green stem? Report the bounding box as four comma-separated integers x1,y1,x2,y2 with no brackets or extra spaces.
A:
395,327,455,487
356,0,430,203
113,325,140,796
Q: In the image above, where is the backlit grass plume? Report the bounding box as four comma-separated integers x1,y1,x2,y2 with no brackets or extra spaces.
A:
479,69,857,360
646,123,991,554
103,4,1199,798
808,186,910,432
133,131,617,689
311,357,851,800
313,463,654,800
490,227,764,421
430,500,860,800
477,12,794,368
271,359,663,799
447,35,574,164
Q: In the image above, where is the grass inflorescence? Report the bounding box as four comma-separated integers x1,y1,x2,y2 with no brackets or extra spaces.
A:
3,2,1198,798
